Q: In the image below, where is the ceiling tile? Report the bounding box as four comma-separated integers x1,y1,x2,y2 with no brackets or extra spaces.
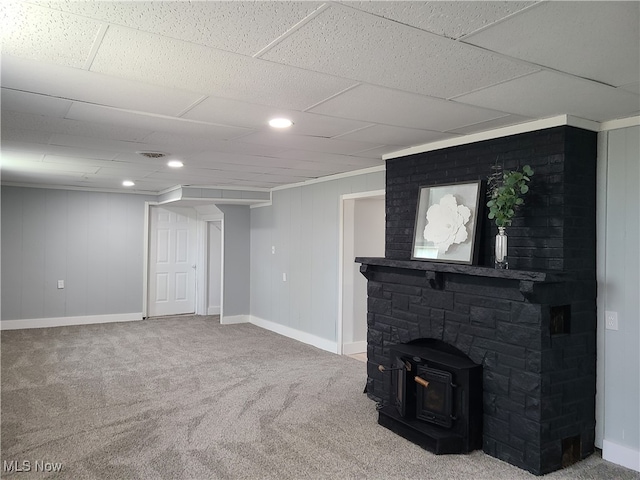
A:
66,103,252,141
454,71,640,122
309,84,508,131
42,155,154,172
336,124,454,146
90,25,358,111
277,149,384,167
1,110,153,142
236,131,382,155
36,1,323,56
183,96,373,137
1,156,99,175
1,88,72,117
2,141,119,161
141,132,286,158
1,2,101,68
1,56,204,116
448,114,533,135
0,150,44,163
620,83,640,96
345,1,535,39
47,134,154,155
260,4,537,99
464,1,640,87
1,128,52,144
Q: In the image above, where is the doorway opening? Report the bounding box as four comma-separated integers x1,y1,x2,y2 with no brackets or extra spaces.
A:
339,190,385,356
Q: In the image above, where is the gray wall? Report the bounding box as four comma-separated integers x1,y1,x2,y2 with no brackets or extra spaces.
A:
250,171,384,342
1,186,153,322
601,125,639,459
216,204,250,318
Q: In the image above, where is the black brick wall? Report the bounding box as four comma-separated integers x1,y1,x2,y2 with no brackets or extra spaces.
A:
364,126,598,475
385,126,597,273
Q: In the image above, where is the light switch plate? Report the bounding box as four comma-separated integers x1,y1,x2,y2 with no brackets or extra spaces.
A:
57,280,64,289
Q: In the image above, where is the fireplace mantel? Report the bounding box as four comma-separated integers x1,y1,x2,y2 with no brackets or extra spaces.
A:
355,257,575,299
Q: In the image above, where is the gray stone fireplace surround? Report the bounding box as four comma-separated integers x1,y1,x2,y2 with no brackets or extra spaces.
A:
358,126,598,475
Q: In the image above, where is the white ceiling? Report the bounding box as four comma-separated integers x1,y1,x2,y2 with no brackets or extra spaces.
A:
1,1,639,194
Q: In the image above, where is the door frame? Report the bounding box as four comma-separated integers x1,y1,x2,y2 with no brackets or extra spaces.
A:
337,190,385,355
195,212,224,318
143,202,223,318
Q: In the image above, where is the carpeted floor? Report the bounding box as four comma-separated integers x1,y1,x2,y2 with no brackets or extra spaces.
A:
1,316,638,479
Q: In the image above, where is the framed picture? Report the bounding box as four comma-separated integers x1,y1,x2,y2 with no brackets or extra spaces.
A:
411,180,483,264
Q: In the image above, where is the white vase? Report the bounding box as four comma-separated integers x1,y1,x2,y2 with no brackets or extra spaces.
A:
495,227,509,269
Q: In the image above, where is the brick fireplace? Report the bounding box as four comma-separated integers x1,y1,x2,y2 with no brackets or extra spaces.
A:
359,126,597,475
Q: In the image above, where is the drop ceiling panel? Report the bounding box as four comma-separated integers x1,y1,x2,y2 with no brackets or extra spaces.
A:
464,1,640,87
48,133,154,155
1,88,72,117
448,114,534,135
42,156,154,172
2,141,119,161
66,103,252,141
455,71,640,122
0,150,44,164
345,1,536,39
183,96,373,137
1,128,52,144
236,131,382,155
620,83,640,96
277,149,384,167
336,124,454,146
2,157,99,175
37,1,323,56
140,133,286,158
186,152,307,169
1,110,153,142
0,2,101,68
260,4,538,99
309,84,508,131
90,26,358,111
0,55,204,116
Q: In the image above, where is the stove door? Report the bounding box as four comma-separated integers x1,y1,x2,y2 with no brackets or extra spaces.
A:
415,366,454,428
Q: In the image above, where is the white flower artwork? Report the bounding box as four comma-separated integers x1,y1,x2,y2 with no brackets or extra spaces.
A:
423,194,472,254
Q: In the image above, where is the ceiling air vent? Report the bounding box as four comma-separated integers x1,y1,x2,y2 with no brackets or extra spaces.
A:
136,151,168,159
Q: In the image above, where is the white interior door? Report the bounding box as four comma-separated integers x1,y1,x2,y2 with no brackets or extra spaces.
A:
148,206,197,317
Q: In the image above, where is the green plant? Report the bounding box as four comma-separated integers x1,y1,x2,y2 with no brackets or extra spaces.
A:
486,164,534,228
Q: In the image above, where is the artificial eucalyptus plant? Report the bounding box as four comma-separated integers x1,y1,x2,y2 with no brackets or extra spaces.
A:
486,163,534,228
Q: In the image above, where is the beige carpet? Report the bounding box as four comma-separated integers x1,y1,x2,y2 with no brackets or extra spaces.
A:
1,316,637,479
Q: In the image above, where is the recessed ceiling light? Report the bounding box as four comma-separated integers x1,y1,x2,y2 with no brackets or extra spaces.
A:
167,160,184,168
122,180,135,187
268,118,293,129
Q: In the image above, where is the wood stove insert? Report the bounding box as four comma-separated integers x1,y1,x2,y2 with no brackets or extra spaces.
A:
378,340,483,455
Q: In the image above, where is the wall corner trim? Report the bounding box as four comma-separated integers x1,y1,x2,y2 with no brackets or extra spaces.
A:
0,313,143,330
249,316,338,354
603,439,640,472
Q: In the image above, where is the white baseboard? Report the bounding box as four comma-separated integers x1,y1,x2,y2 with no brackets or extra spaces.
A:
343,341,367,355
0,313,143,330
220,314,250,325
250,315,338,354
207,306,221,315
603,439,640,472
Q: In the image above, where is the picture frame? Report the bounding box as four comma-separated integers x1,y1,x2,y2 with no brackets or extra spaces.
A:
411,180,483,265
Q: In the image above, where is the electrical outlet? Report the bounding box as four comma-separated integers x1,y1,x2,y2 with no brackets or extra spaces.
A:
282,273,287,282
605,311,618,331
57,280,64,289
272,246,275,254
